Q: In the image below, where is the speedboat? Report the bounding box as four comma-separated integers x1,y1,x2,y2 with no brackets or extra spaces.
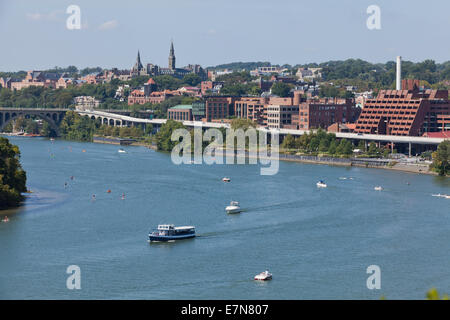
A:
2,216,9,223
374,186,383,191
316,180,327,188
149,224,195,242
222,177,231,182
225,201,241,214
254,271,272,281
118,148,126,153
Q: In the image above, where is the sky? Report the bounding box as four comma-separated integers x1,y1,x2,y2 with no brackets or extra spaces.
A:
0,0,449,71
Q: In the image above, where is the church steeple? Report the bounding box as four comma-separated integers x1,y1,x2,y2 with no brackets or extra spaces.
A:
168,41,176,70
133,50,143,72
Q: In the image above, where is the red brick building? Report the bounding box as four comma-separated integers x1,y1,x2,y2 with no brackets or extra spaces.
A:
354,80,450,136
296,98,359,130
205,97,237,121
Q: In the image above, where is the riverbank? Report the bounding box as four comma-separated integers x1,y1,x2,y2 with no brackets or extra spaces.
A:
2,134,442,176
92,136,157,150
222,148,440,176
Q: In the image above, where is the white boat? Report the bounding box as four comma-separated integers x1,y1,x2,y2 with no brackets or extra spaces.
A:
254,271,272,281
222,177,231,182
432,194,444,197
225,201,241,214
374,186,383,191
118,148,126,153
316,181,327,188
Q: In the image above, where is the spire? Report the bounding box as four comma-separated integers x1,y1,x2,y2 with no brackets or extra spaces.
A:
136,50,143,68
133,50,143,72
168,40,176,70
170,40,174,56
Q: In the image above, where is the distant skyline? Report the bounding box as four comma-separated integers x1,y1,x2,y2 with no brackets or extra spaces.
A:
0,0,449,71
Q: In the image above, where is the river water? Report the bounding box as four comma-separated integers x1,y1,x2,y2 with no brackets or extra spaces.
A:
0,136,449,299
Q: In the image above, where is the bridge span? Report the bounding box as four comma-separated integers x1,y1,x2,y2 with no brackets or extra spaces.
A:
1,108,446,154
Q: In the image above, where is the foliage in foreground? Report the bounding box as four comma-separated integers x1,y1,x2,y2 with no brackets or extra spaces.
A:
0,137,27,209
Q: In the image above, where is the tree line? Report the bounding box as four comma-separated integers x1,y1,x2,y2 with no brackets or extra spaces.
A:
281,129,390,158
0,137,27,209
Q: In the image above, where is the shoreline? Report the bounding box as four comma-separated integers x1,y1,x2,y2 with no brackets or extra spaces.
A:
3,133,443,177
237,151,439,176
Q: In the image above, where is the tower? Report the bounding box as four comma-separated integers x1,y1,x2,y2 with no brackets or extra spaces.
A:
132,50,144,75
396,56,402,91
168,41,176,70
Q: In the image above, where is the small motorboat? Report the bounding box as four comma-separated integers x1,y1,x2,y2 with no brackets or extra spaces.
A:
374,186,383,191
225,201,241,214
107,189,111,193
118,148,126,153
254,271,272,281
316,180,327,188
222,177,231,182
2,216,9,223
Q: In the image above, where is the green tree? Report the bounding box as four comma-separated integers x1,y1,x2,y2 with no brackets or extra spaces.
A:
336,139,353,155
182,74,202,87
431,140,450,176
368,141,378,156
59,111,96,142
328,140,337,154
230,118,256,130
281,134,296,149
155,119,186,151
271,82,291,97
357,140,366,152
25,120,39,134
14,117,27,132
0,137,27,209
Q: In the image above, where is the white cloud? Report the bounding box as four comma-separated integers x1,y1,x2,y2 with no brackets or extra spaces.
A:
98,20,118,31
26,10,63,22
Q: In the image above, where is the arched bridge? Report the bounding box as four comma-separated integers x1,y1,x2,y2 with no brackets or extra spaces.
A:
0,108,67,134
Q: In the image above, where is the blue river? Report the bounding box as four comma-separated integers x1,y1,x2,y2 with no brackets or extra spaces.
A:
0,136,449,299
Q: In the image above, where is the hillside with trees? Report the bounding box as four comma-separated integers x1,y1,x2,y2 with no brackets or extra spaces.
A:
0,137,27,209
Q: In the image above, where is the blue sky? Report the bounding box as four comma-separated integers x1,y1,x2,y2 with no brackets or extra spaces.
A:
0,0,449,71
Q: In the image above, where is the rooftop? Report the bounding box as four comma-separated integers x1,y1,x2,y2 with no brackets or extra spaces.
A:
168,104,192,110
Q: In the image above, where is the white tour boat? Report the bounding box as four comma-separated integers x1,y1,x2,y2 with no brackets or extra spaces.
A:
254,271,272,281
225,201,241,214
374,186,383,191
